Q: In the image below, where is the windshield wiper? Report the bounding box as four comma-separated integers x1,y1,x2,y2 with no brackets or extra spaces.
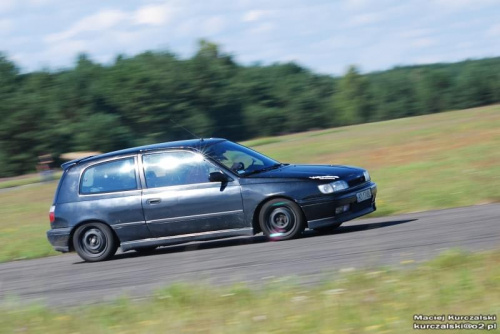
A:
244,163,285,176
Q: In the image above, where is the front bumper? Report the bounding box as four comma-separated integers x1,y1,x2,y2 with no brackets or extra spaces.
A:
46,228,71,252
300,182,377,229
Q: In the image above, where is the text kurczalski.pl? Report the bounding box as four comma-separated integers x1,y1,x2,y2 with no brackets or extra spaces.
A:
414,314,497,321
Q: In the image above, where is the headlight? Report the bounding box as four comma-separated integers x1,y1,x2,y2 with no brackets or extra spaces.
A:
363,170,370,182
318,180,348,194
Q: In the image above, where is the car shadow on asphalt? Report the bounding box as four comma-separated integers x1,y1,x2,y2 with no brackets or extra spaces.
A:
320,219,417,236
74,219,417,263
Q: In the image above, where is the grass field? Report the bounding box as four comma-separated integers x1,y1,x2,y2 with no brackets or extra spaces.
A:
1,250,499,333
246,105,500,216
0,105,499,262
0,172,61,190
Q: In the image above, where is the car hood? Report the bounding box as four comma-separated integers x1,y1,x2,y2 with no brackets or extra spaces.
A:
246,164,364,181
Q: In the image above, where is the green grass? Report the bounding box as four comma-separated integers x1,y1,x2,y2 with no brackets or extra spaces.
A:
0,105,499,262
0,176,45,189
242,105,500,216
0,172,61,189
2,250,499,333
243,137,283,147
0,183,58,261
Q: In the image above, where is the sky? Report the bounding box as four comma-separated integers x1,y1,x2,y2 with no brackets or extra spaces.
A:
1,0,500,75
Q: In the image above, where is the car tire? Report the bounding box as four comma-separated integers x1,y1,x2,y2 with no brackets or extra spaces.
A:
259,198,305,241
313,223,342,234
73,222,118,262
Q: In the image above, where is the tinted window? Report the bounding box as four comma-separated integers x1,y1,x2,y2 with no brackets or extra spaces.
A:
143,151,218,188
80,158,137,194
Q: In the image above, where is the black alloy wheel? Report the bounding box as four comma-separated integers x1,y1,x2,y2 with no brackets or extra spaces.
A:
73,222,117,262
259,198,305,241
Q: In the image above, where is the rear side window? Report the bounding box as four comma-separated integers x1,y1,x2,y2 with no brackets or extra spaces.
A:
80,158,137,194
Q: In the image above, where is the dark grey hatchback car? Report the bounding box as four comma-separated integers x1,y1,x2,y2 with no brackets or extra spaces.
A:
47,139,377,262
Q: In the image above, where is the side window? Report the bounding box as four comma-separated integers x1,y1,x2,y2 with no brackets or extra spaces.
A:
80,158,137,194
143,151,218,188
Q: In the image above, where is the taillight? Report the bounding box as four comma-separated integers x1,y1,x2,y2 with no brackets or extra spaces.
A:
49,206,55,223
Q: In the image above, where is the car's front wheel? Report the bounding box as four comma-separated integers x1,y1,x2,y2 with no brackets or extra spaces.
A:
73,222,118,262
259,198,305,241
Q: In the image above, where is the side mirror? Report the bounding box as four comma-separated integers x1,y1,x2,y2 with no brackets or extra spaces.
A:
209,171,229,183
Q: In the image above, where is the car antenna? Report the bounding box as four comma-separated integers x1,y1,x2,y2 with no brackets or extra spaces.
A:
169,118,204,142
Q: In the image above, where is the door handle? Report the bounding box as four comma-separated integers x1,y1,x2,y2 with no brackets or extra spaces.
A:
147,198,161,205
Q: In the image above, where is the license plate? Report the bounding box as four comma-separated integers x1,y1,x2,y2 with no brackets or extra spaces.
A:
356,189,372,202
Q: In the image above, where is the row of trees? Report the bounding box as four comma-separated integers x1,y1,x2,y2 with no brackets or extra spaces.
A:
1,40,499,176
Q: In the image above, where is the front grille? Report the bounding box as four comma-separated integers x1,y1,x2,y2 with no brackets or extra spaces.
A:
347,175,365,188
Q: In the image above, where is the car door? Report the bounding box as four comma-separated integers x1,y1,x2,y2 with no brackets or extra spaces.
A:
140,150,246,238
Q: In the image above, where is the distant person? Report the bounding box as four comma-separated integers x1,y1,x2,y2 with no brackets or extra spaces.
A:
37,154,53,182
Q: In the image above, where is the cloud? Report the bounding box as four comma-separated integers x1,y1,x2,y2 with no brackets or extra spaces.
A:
27,0,57,7
486,23,500,37
45,9,128,43
4,0,500,76
344,0,372,10
411,38,438,48
398,28,434,39
45,4,179,45
413,55,446,65
242,10,272,22
134,4,174,26
40,39,88,66
347,12,384,27
248,22,275,35
312,35,361,50
0,0,16,13
0,19,13,34
433,0,496,10
203,16,226,35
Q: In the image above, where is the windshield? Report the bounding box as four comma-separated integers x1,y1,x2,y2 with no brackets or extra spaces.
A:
205,141,281,176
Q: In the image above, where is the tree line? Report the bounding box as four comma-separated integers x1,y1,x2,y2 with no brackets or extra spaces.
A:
1,40,499,177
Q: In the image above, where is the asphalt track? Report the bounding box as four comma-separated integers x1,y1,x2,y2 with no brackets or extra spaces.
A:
1,204,499,306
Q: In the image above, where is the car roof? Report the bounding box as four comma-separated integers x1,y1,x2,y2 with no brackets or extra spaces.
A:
61,138,226,169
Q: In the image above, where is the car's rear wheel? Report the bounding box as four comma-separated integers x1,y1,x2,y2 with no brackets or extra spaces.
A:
73,222,117,262
259,198,305,241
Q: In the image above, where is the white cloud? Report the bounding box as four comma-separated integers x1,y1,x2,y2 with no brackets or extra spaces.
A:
248,22,275,35
413,55,446,65
110,31,144,45
45,4,179,46
40,39,88,67
3,0,500,75
312,35,360,50
434,0,496,10
398,28,434,39
203,16,226,35
344,0,372,10
27,0,57,7
0,0,16,13
411,38,437,48
486,23,500,37
242,10,271,22
134,4,174,26
347,12,383,27
45,9,128,43
0,19,13,34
